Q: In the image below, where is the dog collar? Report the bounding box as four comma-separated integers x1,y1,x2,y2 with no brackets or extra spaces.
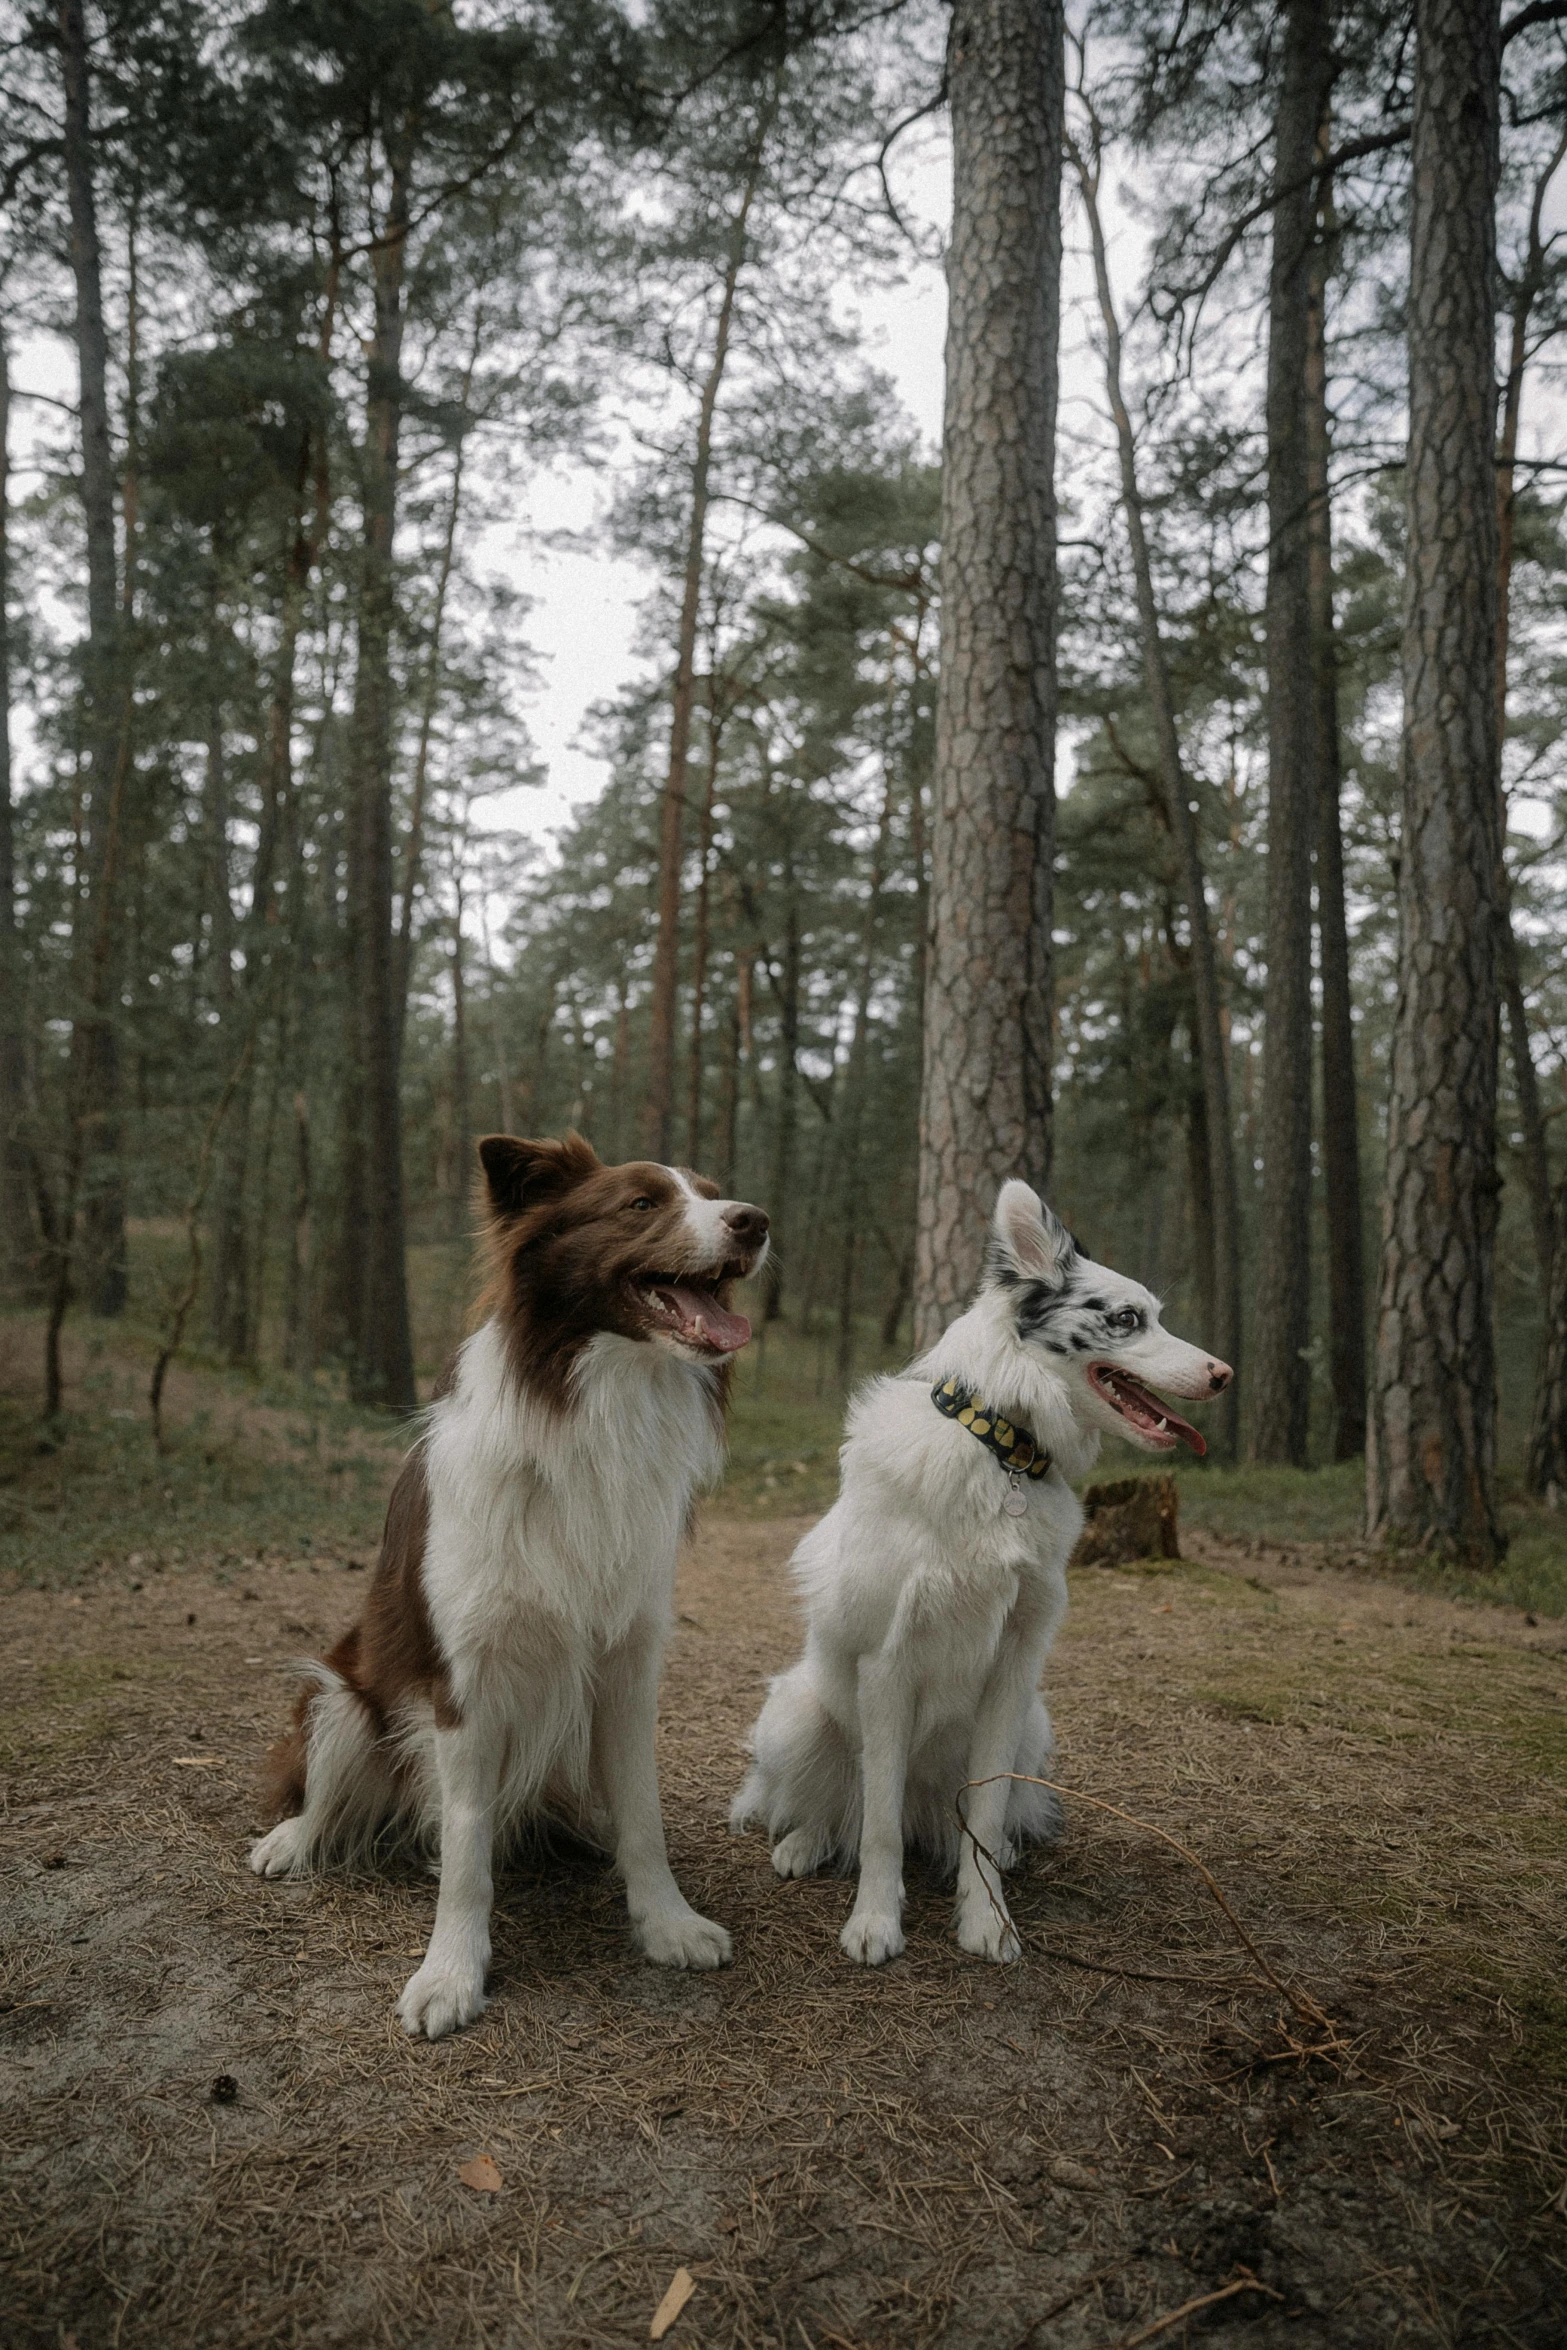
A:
930,1377,1053,1485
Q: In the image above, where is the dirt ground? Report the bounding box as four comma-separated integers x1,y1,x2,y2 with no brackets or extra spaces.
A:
3,1508,1566,2349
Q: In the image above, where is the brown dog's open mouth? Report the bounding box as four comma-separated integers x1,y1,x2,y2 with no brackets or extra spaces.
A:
1088,1363,1206,1455
638,1275,752,1355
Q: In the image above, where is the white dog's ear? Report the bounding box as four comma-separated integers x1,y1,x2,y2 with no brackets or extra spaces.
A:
988,1180,1076,1289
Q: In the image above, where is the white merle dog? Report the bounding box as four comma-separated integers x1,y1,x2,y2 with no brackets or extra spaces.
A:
730,1180,1231,1966
250,1133,769,2039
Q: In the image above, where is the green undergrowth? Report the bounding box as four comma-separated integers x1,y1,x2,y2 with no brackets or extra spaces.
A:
1169,1456,1366,1544
7,1265,1567,1618
1169,1455,1567,1617
718,1317,898,1517
0,1312,404,1590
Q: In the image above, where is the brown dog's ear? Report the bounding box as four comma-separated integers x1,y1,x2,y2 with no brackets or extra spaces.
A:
476,1132,599,1221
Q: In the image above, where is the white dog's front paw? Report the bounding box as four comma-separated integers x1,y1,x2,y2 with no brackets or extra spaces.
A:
955,1897,1021,1964
397,1957,488,2040
840,1907,905,1966
249,1819,306,1879
635,1905,733,1971
771,1827,827,1879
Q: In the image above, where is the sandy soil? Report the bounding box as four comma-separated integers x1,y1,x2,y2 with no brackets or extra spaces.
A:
3,1511,1565,2348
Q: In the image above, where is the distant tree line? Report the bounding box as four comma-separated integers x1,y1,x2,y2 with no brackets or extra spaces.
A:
0,0,1564,1567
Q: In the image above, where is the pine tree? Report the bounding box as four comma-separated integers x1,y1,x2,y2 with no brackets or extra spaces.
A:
914,0,1062,1343
1368,0,1505,1564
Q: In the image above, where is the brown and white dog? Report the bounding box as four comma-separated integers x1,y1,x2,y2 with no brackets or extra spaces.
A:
250,1132,769,2040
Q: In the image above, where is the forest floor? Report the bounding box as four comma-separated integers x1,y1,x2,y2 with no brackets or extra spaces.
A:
3,1310,1567,2347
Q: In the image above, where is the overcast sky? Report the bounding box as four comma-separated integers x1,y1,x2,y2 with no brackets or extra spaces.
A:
478,134,955,858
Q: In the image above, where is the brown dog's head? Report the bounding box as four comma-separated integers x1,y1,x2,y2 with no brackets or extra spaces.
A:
475,1131,770,1403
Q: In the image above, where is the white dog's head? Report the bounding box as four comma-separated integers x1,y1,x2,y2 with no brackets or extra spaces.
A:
983,1180,1231,1456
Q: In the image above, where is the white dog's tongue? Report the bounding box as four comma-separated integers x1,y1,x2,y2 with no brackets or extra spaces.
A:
656,1284,751,1353
1115,1371,1206,1456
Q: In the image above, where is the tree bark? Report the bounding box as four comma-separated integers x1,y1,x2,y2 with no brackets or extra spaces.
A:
337,123,418,1409
765,887,801,1323
1306,126,1367,1462
59,0,127,1326
0,331,39,1304
1496,129,1567,1303
448,876,470,1242
1368,0,1504,1565
1529,1176,1567,1501
835,759,896,1390
1252,0,1333,1464
284,1086,313,1376
684,684,725,1167
914,0,1062,1346
396,314,479,1037
1509,130,1567,1498
643,143,766,1162
201,610,250,1361
1068,111,1241,1449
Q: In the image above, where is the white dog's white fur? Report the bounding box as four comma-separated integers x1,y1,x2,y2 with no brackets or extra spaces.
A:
730,1180,1230,1966
249,1138,768,2040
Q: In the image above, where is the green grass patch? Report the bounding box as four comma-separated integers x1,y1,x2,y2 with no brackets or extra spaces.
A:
0,1312,404,1589
1170,1457,1367,1544
719,1319,900,1517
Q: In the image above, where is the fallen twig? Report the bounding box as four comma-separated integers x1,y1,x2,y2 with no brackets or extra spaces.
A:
1031,1940,1267,1993
957,1773,1341,2043
1107,2269,1281,2348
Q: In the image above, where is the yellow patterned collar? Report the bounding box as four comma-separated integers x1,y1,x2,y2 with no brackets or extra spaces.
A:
930,1377,1053,1479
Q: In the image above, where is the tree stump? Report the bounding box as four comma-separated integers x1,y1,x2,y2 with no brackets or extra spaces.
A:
1073,1475,1180,1567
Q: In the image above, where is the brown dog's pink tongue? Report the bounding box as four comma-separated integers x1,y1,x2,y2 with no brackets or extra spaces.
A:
657,1286,751,1353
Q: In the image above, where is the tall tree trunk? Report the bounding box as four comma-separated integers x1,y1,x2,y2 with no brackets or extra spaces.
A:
1252,0,1332,1464
1496,128,1567,1304
1185,1059,1217,1337
201,613,249,1360
1510,130,1567,1499
284,1086,313,1377
218,237,341,1369
643,142,767,1162
396,314,479,1036
1368,0,1504,1565
715,967,741,1198
59,0,127,1329
684,694,724,1167
1529,1178,1567,1502
449,875,469,1241
1069,114,1241,1448
0,331,38,1304
340,127,417,1409
1306,126,1367,1462
835,763,896,1391
765,890,801,1323
914,0,1062,1345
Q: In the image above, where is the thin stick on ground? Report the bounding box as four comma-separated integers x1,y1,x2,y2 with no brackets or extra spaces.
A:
1107,2269,1281,2349
957,1773,1339,2039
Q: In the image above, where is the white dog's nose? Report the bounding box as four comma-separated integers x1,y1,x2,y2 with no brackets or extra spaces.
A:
1206,1360,1233,1392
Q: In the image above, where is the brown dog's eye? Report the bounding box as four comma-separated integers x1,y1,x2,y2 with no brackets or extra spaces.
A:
629,1196,654,1212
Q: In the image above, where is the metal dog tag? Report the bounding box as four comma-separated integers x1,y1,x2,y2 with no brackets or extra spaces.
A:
1003,1479,1028,1518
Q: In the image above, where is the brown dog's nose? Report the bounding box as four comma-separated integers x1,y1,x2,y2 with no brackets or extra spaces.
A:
723,1203,769,1249
1207,1360,1233,1392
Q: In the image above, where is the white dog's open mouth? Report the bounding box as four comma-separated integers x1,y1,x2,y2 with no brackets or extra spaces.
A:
1088,1363,1206,1455
638,1275,751,1355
